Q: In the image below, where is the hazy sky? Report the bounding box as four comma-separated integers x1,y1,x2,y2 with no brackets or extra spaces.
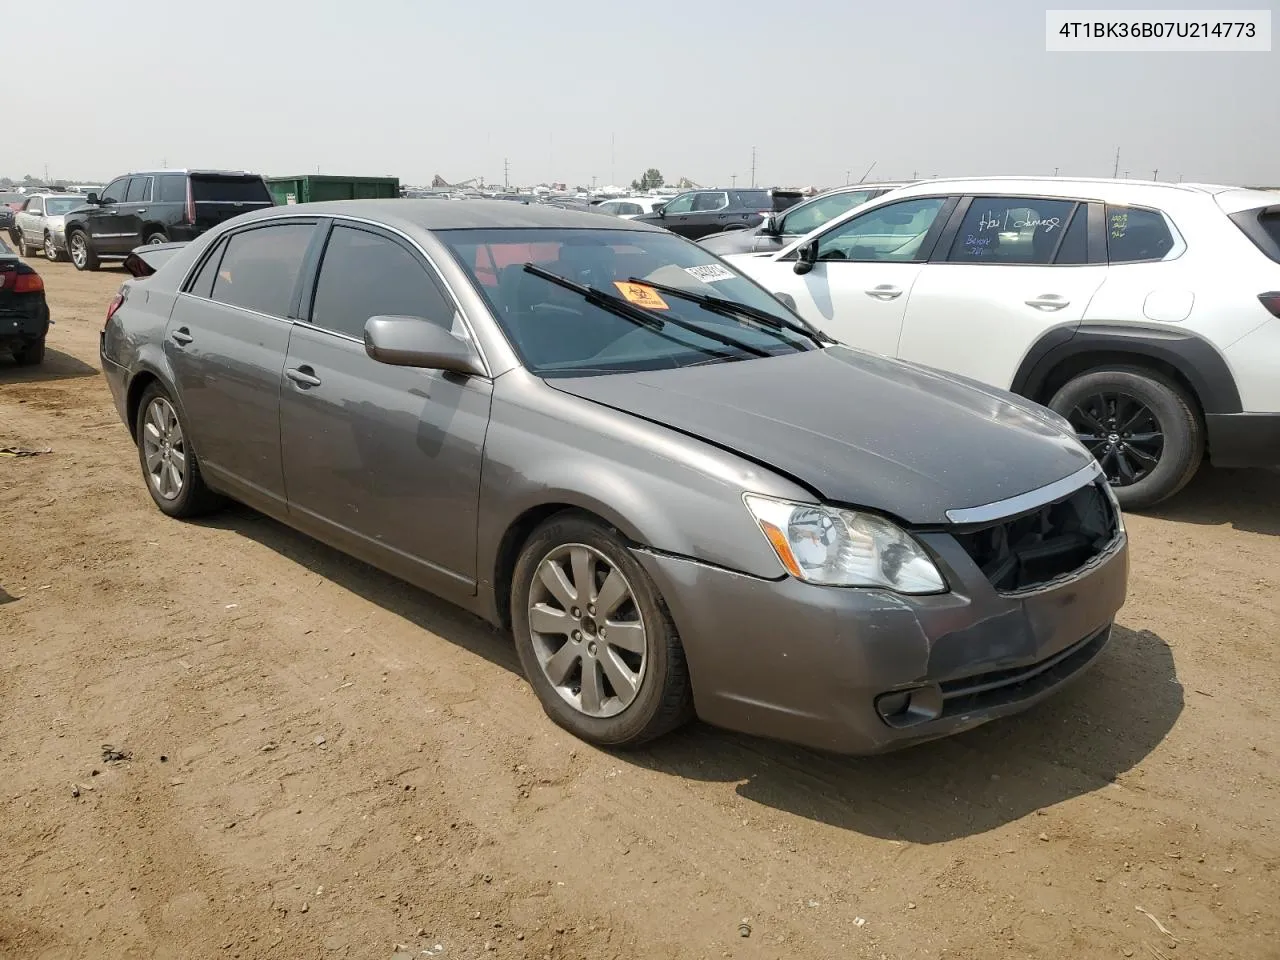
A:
8,0,1277,188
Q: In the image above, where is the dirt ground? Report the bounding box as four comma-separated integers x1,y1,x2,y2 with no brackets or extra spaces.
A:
1,257,1277,960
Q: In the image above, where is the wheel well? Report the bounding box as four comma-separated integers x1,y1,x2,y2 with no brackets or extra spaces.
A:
1034,351,1205,421
491,503,618,631
125,372,160,440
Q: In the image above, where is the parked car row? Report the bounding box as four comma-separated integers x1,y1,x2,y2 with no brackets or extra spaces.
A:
100,198,1129,757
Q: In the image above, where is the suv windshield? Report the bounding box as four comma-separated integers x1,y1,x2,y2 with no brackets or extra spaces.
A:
45,198,84,215
441,228,819,377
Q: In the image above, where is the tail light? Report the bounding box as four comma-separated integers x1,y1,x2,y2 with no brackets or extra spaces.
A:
1259,292,1280,318
12,272,44,294
105,289,126,329
185,179,196,225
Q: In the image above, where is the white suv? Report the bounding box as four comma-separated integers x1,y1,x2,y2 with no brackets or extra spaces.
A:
724,177,1280,508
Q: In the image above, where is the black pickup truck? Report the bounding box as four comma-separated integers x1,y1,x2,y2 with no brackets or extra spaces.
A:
63,169,274,271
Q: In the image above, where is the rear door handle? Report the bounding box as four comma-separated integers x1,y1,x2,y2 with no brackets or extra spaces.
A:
285,366,322,388
1025,294,1069,310
865,284,903,300
170,327,193,346
135,208,146,214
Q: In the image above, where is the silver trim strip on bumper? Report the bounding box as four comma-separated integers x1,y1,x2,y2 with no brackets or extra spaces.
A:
945,462,1103,525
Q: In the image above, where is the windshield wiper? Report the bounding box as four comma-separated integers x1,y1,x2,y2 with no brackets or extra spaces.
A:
625,276,832,347
522,264,771,359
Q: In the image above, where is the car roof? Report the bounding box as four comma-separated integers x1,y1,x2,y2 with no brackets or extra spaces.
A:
30,192,85,200
235,198,667,232
889,175,1260,204
123,169,260,177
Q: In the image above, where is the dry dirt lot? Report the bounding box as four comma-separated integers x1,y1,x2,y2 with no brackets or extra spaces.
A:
1,257,1278,960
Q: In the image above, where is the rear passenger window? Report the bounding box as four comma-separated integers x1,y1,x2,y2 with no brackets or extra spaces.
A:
125,177,152,203
946,197,1079,264
1107,206,1176,263
188,239,227,299
210,223,314,317
157,175,187,203
308,225,456,339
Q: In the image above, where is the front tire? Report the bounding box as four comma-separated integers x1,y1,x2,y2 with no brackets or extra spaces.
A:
1049,366,1203,510
145,230,168,246
44,232,65,261
511,513,693,748
68,230,100,271
135,383,223,518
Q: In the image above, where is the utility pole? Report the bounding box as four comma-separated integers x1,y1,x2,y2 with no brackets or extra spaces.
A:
1152,168,1158,180
750,147,757,187
1053,166,1059,176
1112,147,1120,178
730,174,737,187
845,170,852,185
912,170,918,179
44,163,49,181
610,132,615,186
1123,170,1130,179
591,175,597,191
503,158,510,190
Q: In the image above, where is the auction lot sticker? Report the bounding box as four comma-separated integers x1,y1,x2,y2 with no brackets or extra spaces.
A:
614,282,669,310
686,264,737,283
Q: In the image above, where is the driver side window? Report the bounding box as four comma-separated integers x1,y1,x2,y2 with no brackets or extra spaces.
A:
782,190,873,236
100,178,129,204
661,194,695,215
814,197,948,263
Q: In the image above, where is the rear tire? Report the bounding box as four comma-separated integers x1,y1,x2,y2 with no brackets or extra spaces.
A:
144,230,168,246
1048,366,1203,510
68,230,100,271
510,512,693,748
14,229,33,257
135,383,224,518
12,337,45,366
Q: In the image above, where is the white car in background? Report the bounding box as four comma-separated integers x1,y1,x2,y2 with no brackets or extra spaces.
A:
725,177,1280,508
12,193,88,261
593,196,668,219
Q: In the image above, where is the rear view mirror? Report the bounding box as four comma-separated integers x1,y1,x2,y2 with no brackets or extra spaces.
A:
793,239,818,275
364,315,486,376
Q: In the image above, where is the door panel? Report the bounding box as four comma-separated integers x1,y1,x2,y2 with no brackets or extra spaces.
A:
750,259,926,358
898,264,1107,389
164,296,292,509
279,324,493,590
89,178,132,253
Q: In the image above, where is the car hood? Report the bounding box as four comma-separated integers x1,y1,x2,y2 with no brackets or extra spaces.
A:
546,346,1094,525
698,227,764,255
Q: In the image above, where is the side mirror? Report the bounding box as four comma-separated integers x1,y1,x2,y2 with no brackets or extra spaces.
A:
656,204,666,217
86,192,99,204
364,315,486,376
760,214,777,235
793,239,818,275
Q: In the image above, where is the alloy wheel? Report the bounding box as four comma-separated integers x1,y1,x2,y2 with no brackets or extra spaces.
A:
70,234,87,268
527,543,647,718
1068,392,1164,486
141,397,186,500
44,234,56,259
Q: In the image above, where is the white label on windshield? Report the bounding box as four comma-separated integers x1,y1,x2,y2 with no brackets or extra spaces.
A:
685,263,736,283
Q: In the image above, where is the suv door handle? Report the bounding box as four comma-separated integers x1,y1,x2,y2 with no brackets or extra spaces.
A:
170,327,193,346
1025,294,1069,310
865,284,903,300
135,208,147,214
285,366,322,388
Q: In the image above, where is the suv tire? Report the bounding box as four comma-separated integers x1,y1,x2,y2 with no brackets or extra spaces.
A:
1049,366,1203,510
68,230,100,271
510,512,693,748
145,230,168,246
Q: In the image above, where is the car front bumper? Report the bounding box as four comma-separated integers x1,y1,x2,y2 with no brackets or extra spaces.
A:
636,530,1129,755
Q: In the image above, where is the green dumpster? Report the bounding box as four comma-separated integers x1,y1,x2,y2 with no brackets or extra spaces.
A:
265,175,401,206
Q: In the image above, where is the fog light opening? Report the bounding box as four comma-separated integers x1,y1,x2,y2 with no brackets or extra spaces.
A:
875,685,943,728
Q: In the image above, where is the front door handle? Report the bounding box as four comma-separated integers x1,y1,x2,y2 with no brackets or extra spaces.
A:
285,366,322,388
1026,294,1070,311
170,327,193,346
135,208,147,214
865,284,903,300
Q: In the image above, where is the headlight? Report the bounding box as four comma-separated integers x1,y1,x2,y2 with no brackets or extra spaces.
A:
743,494,946,594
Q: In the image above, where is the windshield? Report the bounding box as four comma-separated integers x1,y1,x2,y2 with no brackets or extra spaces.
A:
441,227,819,377
44,198,85,215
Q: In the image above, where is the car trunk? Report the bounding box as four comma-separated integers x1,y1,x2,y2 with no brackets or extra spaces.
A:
188,175,274,232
